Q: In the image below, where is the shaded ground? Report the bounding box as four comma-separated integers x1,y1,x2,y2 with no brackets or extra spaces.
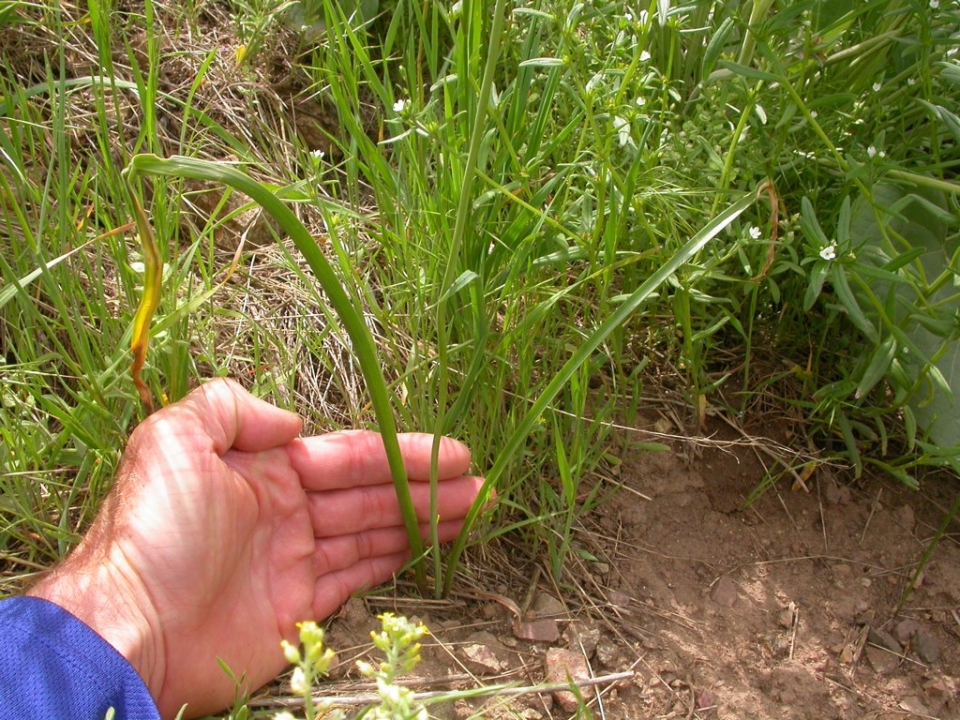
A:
261,414,960,720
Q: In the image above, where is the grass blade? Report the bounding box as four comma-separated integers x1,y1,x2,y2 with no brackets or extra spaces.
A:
442,190,757,594
125,153,426,589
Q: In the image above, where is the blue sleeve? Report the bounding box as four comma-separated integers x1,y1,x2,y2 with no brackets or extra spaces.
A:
0,596,161,719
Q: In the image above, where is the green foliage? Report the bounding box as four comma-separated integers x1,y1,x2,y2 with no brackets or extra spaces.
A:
3,0,960,602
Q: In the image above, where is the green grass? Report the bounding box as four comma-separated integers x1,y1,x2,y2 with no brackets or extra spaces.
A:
3,0,960,609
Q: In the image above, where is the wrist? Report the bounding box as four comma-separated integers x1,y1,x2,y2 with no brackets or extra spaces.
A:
28,543,166,701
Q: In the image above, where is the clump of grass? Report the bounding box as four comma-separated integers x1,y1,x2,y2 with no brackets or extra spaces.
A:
3,0,960,614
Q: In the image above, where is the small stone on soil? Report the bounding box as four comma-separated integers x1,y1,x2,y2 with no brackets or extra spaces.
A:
606,590,632,607
544,647,591,712
459,643,504,674
894,619,920,645
915,628,941,664
899,696,931,715
514,619,561,643
596,641,621,669
865,646,899,674
532,593,566,618
868,628,903,655
710,576,739,607
563,621,600,658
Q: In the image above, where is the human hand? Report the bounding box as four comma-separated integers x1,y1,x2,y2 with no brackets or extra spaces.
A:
29,379,483,718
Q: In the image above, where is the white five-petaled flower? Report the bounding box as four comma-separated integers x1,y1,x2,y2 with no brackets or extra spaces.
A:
748,226,762,240
393,98,407,114
872,82,882,92
640,50,652,62
867,146,877,158
930,0,940,8
613,116,631,146
820,244,837,261
636,95,647,107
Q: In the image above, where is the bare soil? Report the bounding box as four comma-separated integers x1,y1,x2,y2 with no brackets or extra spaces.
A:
285,415,960,720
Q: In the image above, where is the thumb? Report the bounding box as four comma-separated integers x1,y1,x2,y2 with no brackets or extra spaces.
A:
178,378,303,454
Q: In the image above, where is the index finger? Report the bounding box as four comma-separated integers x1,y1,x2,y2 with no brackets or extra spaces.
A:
286,431,472,491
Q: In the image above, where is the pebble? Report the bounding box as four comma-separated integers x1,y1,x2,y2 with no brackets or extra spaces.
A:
711,576,739,608
915,628,941,664
900,697,931,715
544,647,591,712
896,504,915,532
533,593,566,618
607,590,633,608
563,621,600,658
514,619,561,643
865,646,899,674
894,619,920,645
596,641,621,669
591,562,611,576
459,643,504,674
868,628,902,655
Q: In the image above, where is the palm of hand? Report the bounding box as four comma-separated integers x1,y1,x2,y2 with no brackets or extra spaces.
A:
32,380,481,719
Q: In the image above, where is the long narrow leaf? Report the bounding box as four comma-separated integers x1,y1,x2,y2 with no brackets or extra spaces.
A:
442,191,757,594
125,154,426,588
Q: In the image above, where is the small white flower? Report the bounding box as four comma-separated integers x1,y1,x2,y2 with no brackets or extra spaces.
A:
613,115,631,146
820,244,837,261
393,98,407,114
810,110,818,119
908,77,917,86
640,50,651,62
624,11,633,21
290,667,309,696
638,10,649,25
930,0,940,8
867,145,877,158
635,95,647,107
311,149,325,160
586,72,603,93
748,226,762,239
872,82,882,92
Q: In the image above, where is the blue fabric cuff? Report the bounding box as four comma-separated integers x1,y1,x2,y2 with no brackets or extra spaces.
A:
0,596,160,719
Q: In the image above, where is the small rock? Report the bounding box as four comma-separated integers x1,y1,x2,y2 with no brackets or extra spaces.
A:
606,590,632,608
533,593,566,618
460,643,504,674
868,629,902,655
923,677,948,698
544,647,591,712
915,628,941,664
900,697,930,715
896,504,916,531
563,621,600,658
778,608,795,629
865,646,899,674
595,641,621,669
591,562,611,576
824,479,843,504
839,645,855,664
894,619,920,645
514,619,561,643
833,563,852,577
711,576,739,608
697,689,717,710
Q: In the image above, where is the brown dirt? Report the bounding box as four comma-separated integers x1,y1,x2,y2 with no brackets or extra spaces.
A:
261,414,960,720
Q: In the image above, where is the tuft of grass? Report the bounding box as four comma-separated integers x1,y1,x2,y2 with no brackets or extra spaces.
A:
3,0,960,613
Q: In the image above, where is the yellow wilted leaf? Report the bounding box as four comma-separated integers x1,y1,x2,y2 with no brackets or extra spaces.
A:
130,196,161,413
